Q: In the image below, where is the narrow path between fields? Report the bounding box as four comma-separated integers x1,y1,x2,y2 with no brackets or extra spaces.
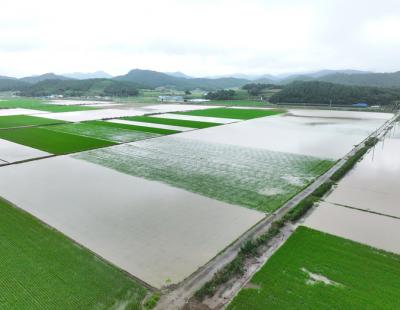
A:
155,114,397,310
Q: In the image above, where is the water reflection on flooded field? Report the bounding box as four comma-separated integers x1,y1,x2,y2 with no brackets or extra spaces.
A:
179,109,393,160
305,124,400,254
326,136,400,217
303,202,400,254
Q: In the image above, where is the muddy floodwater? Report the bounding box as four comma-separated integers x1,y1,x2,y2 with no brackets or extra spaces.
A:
303,202,400,254
48,100,115,106
0,156,264,288
141,104,223,114
0,139,50,163
326,137,400,217
154,113,239,124
40,108,146,122
108,119,194,131
178,109,393,160
0,108,46,116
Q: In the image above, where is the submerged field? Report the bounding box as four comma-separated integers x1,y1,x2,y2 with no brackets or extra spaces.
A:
100,120,180,135
0,115,65,129
76,137,333,213
122,115,220,129
0,198,147,309
46,122,162,143
0,98,98,112
228,226,400,310
0,156,264,288
0,127,115,154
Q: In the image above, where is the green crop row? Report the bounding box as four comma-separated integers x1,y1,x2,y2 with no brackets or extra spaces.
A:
0,198,148,309
228,226,400,309
122,115,220,129
175,107,285,120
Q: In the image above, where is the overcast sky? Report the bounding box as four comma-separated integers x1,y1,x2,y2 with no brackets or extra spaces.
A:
1,0,400,77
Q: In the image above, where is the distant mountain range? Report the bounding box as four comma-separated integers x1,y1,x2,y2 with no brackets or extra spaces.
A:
20,73,72,84
62,71,113,80
114,69,249,90
1,69,400,95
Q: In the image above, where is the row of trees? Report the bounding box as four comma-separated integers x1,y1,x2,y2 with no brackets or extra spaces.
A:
242,83,279,96
205,89,236,100
19,79,139,97
270,81,400,105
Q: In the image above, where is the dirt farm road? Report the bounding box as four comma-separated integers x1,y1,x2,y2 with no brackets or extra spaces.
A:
155,115,396,310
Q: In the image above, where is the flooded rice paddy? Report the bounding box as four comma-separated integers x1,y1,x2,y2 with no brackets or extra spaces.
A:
40,108,146,122
154,113,239,124
0,156,264,288
303,202,400,254
76,137,333,213
0,108,46,116
326,137,400,217
141,104,223,114
46,122,162,143
178,109,392,159
0,138,50,163
108,119,194,132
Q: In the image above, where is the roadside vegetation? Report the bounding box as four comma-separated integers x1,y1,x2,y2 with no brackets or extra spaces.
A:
194,135,379,301
0,198,148,309
228,226,400,310
331,137,379,181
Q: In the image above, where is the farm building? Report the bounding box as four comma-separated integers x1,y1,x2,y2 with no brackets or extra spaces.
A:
158,95,184,103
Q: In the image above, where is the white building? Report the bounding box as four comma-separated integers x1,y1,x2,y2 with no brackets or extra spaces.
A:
158,95,184,103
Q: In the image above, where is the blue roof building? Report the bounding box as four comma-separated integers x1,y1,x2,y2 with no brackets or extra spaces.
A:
352,102,369,108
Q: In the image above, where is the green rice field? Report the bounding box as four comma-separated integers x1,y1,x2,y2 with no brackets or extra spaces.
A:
205,100,270,107
76,137,333,213
0,198,147,309
228,226,400,310
0,127,116,154
92,120,180,135
46,122,162,143
0,98,98,112
122,115,220,129
0,98,44,109
0,115,66,129
176,107,285,120
32,105,98,112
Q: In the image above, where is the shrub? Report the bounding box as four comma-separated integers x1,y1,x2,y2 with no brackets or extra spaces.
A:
312,181,334,198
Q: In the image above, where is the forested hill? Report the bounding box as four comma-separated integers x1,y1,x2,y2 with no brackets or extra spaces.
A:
270,81,400,105
0,78,29,91
318,71,400,88
115,69,249,90
19,79,140,97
